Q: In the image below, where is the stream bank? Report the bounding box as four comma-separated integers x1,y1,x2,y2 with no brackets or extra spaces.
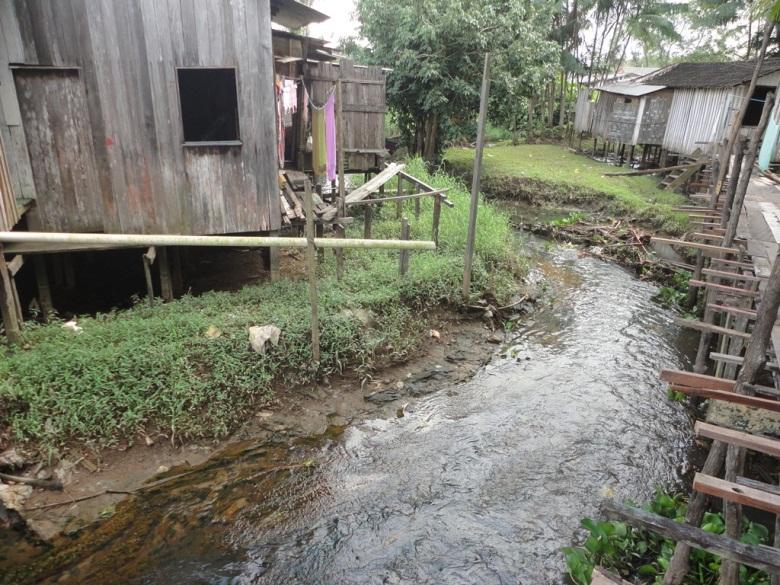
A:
0,233,700,585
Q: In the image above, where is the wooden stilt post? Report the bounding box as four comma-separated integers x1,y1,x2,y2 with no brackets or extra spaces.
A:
171,248,184,295
303,179,320,365
335,78,346,281
158,247,174,302
6,255,23,324
142,247,156,308
363,205,372,239
463,53,491,298
432,192,442,247
720,249,780,584
268,231,281,282
0,245,21,344
33,255,53,322
399,217,410,277
396,176,404,219
720,139,747,230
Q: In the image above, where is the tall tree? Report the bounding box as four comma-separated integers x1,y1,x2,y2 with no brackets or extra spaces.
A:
352,0,559,160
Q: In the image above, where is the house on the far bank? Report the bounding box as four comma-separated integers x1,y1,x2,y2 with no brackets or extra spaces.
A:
589,83,673,147
642,59,780,158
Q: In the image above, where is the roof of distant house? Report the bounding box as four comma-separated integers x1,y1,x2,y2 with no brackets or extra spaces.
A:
642,59,780,88
597,83,667,97
619,66,660,77
270,0,329,30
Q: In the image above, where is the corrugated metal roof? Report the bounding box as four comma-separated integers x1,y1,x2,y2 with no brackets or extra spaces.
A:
644,59,780,89
597,83,667,97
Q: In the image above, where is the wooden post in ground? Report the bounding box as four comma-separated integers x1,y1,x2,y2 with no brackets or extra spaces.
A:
268,231,281,282
432,192,442,247
396,176,404,219
335,79,346,281
7,255,22,324
720,139,747,229
463,53,491,298
142,247,156,308
720,252,780,584
0,245,21,344
303,179,320,364
33,255,53,322
399,217,410,277
414,187,421,220
363,205,372,239
171,248,184,295
158,247,174,301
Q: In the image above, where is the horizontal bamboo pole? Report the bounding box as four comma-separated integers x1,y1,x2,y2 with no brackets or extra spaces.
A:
0,231,437,251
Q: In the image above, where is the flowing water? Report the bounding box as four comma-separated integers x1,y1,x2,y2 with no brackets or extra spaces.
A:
2,236,699,585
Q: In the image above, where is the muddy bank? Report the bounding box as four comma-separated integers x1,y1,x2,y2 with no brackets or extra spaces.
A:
0,301,536,560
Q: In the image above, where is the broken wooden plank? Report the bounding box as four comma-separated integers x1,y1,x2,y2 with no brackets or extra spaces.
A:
347,188,450,206
398,171,455,208
592,568,632,584
6,254,23,276
602,500,780,574
673,316,752,339
605,163,703,177
344,162,405,204
694,473,780,515
670,384,780,412
694,421,780,458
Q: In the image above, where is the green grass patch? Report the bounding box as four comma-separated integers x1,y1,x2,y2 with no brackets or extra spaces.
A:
0,159,522,453
444,143,688,232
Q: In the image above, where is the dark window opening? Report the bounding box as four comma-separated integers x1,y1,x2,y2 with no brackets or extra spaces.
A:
742,86,772,127
624,97,632,103
177,68,240,143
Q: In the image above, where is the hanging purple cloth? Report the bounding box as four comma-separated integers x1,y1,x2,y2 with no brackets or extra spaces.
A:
324,92,337,182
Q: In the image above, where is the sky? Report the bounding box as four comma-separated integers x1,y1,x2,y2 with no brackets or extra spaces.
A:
309,0,360,44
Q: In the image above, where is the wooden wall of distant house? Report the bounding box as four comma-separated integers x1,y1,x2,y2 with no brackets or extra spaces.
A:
605,95,640,144
636,90,673,146
1,0,280,235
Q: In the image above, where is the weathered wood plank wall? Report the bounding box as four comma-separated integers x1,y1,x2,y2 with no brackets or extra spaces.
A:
1,0,280,235
307,59,386,172
637,90,673,146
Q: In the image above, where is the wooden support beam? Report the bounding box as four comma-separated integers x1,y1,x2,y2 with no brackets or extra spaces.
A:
670,384,780,412
399,217,410,277
695,421,780,458
603,500,780,574
158,247,173,301
33,255,53,322
268,231,280,283
710,258,755,270
707,304,757,319
673,316,752,339
702,268,764,283
694,473,780,515
688,280,759,298
651,237,741,256
6,254,23,276
347,188,449,205
304,180,320,365
660,369,736,392
737,477,780,497
0,245,21,344
432,193,442,247
142,247,156,307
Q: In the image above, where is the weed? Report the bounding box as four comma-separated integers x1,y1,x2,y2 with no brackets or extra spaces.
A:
563,489,772,585
551,212,586,228
0,158,521,453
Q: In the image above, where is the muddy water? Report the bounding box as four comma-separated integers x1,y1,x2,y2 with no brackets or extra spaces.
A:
3,238,699,585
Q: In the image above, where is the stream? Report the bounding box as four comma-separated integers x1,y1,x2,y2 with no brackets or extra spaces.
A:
2,235,699,585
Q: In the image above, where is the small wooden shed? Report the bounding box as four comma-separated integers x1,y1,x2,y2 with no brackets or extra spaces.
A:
591,83,672,147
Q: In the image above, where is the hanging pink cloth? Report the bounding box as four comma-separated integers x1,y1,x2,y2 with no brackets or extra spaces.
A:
324,92,337,182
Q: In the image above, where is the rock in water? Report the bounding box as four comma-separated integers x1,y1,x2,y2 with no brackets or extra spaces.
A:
249,325,282,354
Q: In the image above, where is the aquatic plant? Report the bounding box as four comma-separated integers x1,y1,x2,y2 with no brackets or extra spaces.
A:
563,489,772,585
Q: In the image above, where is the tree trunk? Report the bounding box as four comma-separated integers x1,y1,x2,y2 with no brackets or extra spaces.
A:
423,112,439,163
528,96,536,138
559,70,567,128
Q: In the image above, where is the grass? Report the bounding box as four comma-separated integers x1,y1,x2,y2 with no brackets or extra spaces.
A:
0,159,521,454
444,143,688,231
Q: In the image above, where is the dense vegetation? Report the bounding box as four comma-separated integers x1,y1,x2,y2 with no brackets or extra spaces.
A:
346,0,778,159
0,160,521,454
564,490,773,585
444,144,687,231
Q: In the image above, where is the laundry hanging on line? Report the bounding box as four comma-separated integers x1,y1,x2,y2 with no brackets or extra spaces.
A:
311,89,337,182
